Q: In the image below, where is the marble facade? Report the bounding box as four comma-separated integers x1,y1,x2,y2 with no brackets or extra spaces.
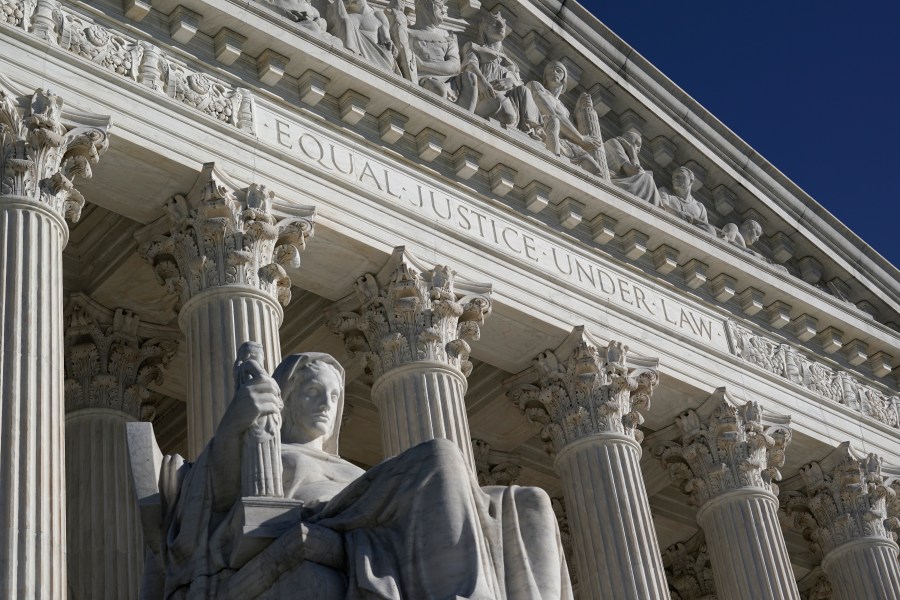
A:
0,0,898,597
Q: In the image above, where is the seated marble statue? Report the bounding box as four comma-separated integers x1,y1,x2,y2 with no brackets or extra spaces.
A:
658,166,714,233
460,11,541,136
400,0,470,102
152,346,573,599
603,131,661,205
720,219,762,250
327,0,399,74
526,61,606,175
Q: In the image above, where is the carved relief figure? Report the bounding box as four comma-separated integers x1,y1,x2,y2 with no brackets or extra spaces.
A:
149,346,573,599
527,61,606,175
397,0,469,101
603,131,662,204
260,0,328,34
327,0,399,74
720,219,762,250
658,166,714,233
460,11,541,135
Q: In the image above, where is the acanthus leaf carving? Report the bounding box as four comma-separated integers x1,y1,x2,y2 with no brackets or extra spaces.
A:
507,326,659,456
64,294,179,419
656,389,792,507
663,532,717,600
327,247,492,380
0,80,110,221
137,163,315,308
472,439,521,486
782,442,898,558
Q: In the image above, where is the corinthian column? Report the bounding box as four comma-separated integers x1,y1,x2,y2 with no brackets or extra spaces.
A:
138,163,315,457
328,247,492,471
63,294,177,599
784,443,900,600
0,82,110,599
657,390,800,600
508,327,670,600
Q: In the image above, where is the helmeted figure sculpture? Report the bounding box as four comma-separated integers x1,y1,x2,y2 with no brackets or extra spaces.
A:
132,343,573,599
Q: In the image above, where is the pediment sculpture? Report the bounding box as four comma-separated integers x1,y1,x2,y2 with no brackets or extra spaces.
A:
658,165,715,234
129,342,573,599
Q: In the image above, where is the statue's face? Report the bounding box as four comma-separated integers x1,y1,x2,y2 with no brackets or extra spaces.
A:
672,168,692,195
545,63,565,87
483,15,507,43
345,0,365,13
287,365,341,443
426,0,447,24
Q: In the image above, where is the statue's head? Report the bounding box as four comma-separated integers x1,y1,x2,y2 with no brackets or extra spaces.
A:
415,0,447,27
344,0,367,14
622,131,642,153
273,353,345,454
480,10,508,44
672,166,695,196
543,60,567,95
740,219,763,246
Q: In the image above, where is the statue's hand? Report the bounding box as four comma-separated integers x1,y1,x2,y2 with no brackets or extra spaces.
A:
220,375,283,436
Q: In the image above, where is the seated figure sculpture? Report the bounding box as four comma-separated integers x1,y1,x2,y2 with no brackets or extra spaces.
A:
603,131,661,205
657,165,714,233
527,61,606,175
148,344,573,599
327,0,399,74
460,11,541,136
403,0,473,103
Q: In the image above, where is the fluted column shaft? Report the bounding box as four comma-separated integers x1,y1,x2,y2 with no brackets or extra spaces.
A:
556,434,669,600
0,198,67,598
65,409,143,599
371,361,474,471
823,538,900,599
697,488,800,600
179,286,282,457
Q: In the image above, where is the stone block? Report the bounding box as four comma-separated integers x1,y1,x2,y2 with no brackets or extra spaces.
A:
452,146,480,180
710,274,736,302
792,314,818,341
622,230,648,260
766,301,791,329
869,351,893,378
798,256,823,284
214,29,246,65
339,90,368,125
257,50,288,87
587,84,614,117
844,339,868,366
650,136,675,167
619,109,645,138
589,214,616,244
652,245,678,274
416,128,445,162
769,232,795,263
738,287,764,315
523,31,549,65
557,198,583,230
169,6,201,44
489,164,516,197
523,181,550,213
818,326,843,354
682,259,707,289
378,110,407,144
712,185,736,216
298,70,330,106
123,0,151,21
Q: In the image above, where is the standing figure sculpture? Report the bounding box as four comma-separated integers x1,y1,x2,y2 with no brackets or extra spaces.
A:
145,345,573,599
327,0,399,74
658,166,714,233
603,131,661,205
527,61,607,176
460,10,541,136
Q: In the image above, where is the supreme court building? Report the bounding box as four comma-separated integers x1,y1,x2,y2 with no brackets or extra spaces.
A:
1,0,899,596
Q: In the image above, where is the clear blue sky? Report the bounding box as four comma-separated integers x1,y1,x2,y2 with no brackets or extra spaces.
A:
582,0,900,268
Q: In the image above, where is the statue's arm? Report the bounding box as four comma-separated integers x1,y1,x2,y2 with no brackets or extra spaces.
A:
208,375,282,512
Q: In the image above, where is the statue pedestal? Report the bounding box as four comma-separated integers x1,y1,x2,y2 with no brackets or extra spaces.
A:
228,497,304,567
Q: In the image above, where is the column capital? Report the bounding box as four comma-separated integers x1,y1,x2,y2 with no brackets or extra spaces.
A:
782,442,899,558
327,246,492,380
656,388,792,508
507,326,659,455
663,532,716,600
0,78,111,223
137,162,315,309
64,293,179,419
472,439,521,486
